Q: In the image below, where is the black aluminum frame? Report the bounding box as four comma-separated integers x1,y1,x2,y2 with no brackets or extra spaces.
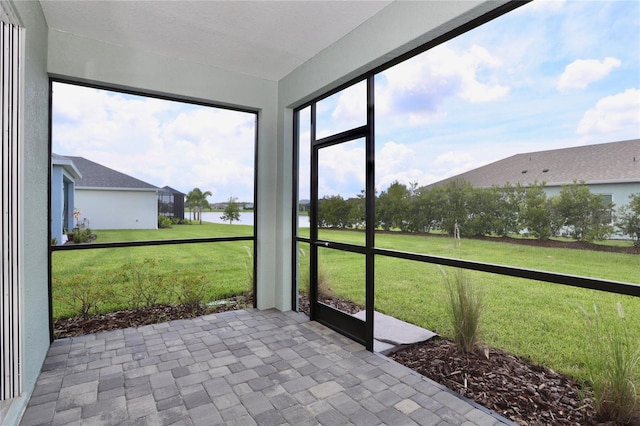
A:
48,79,259,342
292,0,639,351
306,76,377,351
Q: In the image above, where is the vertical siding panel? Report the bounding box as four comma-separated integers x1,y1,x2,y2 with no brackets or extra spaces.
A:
1,19,22,401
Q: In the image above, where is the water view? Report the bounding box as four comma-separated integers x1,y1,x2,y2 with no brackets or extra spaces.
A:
200,211,310,228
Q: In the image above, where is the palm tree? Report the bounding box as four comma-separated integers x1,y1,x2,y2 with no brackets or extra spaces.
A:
186,188,212,224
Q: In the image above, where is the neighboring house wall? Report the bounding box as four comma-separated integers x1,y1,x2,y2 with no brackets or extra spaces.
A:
543,182,640,208
51,155,81,245
75,189,158,230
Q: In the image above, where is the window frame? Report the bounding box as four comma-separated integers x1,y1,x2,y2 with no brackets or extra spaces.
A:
48,78,259,340
291,0,640,311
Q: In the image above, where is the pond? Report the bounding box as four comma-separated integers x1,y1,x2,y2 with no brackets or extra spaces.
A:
199,211,310,228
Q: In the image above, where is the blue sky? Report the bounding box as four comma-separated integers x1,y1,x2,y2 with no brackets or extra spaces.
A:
54,1,639,204
306,0,640,200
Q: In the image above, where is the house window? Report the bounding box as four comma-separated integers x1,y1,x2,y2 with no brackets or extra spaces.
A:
597,194,614,224
1,17,23,401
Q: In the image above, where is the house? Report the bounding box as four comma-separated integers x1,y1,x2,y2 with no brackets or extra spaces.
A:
158,185,186,221
62,156,160,230
3,1,636,424
429,139,640,208
50,154,82,245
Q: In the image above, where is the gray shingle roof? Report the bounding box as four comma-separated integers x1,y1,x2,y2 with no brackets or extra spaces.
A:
161,185,185,196
63,156,159,190
430,139,640,188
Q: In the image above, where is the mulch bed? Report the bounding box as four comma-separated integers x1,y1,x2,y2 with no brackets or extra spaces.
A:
389,338,604,425
53,294,253,339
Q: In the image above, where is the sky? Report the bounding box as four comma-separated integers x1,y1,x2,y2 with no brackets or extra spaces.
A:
53,0,639,204
52,85,256,203
302,0,640,199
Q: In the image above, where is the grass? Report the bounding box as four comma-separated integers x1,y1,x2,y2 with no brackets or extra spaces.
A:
54,224,640,384
297,228,640,382
580,303,640,423
441,266,483,353
52,222,253,319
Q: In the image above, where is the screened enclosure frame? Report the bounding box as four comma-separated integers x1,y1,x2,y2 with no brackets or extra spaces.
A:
48,79,259,342
292,0,639,347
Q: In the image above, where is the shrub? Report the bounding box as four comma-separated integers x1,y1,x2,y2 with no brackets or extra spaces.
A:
171,271,207,313
119,258,169,309
57,270,116,319
440,266,483,353
158,215,172,229
616,193,640,247
71,227,92,243
580,303,639,423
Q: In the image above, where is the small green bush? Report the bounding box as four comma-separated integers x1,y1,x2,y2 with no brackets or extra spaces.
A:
171,271,207,313
581,302,639,424
57,270,116,318
440,266,483,353
158,215,172,229
71,227,92,243
120,258,169,309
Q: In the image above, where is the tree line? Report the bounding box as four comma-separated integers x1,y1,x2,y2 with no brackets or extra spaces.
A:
317,180,640,246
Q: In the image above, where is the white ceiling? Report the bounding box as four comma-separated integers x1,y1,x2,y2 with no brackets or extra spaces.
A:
39,1,394,82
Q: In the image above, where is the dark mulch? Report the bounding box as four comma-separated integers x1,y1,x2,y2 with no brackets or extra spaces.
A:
53,294,253,339
389,338,605,426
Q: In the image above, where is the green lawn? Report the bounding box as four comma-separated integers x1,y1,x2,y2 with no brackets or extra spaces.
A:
53,224,639,381
52,223,253,319
297,229,640,381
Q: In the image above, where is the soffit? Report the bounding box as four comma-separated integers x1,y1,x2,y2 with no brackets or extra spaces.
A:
39,0,394,82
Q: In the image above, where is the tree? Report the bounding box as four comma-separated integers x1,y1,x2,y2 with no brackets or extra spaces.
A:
376,181,411,231
439,180,474,236
616,193,640,247
521,182,559,240
220,197,241,224
409,186,444,233
317,195,350,228
186,188,212,224
556,181,614,241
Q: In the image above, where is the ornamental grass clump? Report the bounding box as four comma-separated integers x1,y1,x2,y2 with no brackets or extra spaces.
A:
580,302,639,424
440,266,483,353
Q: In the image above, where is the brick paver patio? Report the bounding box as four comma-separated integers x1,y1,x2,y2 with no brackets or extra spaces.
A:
21,309,510,425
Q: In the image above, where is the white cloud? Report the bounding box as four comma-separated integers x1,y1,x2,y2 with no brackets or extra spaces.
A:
576,88,640,135
374,42,509,127
52,83,256,202
433,150,474,166
517,0,565,14
557,57,621,91
317,142,366,198
330,81,367,129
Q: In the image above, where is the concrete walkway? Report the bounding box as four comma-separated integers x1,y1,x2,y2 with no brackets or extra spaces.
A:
21,309,509,425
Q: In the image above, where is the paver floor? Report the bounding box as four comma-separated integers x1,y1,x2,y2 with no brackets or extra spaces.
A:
21,309,510,425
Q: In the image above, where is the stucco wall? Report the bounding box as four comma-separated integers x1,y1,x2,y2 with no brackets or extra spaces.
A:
75,189,158,230
2,1,51,424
